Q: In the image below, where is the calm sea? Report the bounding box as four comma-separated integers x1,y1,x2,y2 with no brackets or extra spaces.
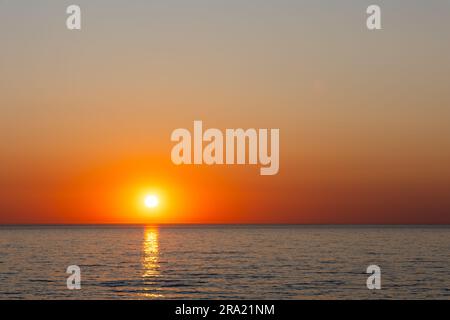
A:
0,225,449,299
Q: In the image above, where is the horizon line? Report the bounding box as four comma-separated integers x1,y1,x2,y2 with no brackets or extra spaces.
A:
1,223,449,227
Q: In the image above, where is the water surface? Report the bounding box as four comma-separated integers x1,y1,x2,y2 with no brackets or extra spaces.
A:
0,225,449,299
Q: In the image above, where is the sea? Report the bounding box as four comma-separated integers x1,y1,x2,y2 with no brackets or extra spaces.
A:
0,225,449,299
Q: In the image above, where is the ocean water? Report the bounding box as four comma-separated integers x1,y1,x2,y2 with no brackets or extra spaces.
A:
0,225,449,299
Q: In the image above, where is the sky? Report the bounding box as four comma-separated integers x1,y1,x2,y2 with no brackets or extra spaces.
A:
1,0,450,224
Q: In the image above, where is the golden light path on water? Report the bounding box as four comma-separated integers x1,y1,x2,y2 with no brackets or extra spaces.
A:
141,226,163,298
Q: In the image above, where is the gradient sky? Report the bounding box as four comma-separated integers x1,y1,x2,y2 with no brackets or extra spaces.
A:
1,0,450,224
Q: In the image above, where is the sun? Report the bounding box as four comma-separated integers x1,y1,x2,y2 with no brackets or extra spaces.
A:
144,194,159,208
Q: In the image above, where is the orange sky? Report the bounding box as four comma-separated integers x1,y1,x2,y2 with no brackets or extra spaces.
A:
1,1,450,224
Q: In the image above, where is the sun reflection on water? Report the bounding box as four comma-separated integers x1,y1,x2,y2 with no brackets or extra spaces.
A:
141,226,163,298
